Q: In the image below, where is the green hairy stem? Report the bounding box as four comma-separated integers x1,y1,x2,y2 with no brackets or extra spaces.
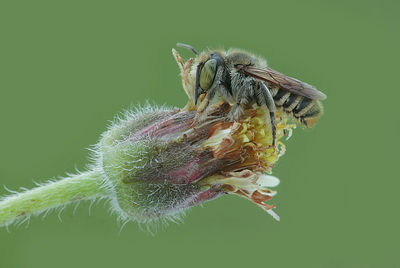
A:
0,171,109,227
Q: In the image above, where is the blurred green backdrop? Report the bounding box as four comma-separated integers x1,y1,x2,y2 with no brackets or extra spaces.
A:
0,0,398,267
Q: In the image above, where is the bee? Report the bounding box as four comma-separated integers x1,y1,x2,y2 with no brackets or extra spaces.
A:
176,43,327,145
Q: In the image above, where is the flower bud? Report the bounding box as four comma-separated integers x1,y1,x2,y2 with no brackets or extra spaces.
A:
95,50,295,224
97,101,293,223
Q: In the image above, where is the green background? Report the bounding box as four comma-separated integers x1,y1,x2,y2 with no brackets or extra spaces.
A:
0,0,398,267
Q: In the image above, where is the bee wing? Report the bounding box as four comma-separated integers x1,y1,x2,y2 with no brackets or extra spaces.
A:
244,66,327,100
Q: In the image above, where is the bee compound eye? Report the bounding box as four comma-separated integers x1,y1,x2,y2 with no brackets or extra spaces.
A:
199,59,217,90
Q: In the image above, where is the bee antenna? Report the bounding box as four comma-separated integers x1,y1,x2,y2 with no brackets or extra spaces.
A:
176,43,199,55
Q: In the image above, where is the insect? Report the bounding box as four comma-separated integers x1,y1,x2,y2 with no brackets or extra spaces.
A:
176,43,327,146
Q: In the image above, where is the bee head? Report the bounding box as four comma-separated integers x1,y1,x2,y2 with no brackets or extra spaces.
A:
194,52,224,105
176,43,224,105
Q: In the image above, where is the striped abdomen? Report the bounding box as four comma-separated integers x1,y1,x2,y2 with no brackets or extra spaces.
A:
270,86,323,127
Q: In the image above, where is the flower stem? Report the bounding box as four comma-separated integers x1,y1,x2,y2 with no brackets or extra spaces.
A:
0,170,109,227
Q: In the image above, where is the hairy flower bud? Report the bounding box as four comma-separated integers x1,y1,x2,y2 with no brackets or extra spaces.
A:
88,50,297,224
97,102,292,223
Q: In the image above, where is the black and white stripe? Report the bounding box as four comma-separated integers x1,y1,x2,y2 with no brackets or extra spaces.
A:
271,87,322,127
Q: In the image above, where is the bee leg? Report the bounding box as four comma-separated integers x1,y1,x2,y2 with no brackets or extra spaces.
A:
191,97,209,126
260,82,276,146
227,101,244,121
269,111,276,146
192,85,219,126
196,96,209,114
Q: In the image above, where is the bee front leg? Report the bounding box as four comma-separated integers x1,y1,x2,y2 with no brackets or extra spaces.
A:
192,86,219,125
196,95,209,114
191,96,208,127
260,82,276,146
